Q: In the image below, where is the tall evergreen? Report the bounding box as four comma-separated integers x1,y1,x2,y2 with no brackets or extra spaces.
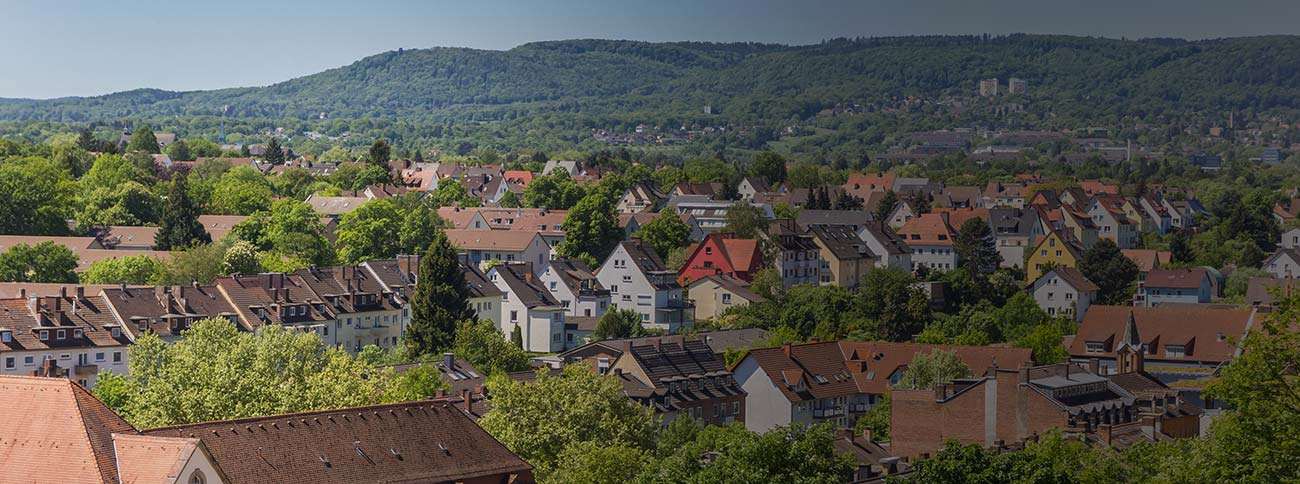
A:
406,232,474,355
154,176,211,250
264,137,285,164
126,126,160,154
369,139,392,166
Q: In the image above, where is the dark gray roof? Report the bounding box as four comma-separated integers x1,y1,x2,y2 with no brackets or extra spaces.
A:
462,263,503,298
811,224,874,261
796,210,872,230
989,208,1034,237
860,222,909,255
493,264,560,309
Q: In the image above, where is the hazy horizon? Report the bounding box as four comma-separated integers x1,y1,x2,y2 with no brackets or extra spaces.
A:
3,0,1299,99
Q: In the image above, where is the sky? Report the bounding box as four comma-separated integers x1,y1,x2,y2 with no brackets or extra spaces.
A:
2,0,1298,99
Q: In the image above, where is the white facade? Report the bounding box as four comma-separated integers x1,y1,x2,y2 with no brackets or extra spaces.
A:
909,244,958,271
538,265,610,318
1030,271,1095,322
732,356,793,432
488,266,567,353
0,345,127,389
596,243,692,332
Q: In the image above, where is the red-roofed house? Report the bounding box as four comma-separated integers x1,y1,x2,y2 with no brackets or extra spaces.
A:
1069,305,1255,370
677,233,764,286
896,213,958,271
1134,268,1213,307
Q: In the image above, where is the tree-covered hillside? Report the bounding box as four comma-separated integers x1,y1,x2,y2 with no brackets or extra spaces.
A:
3,35,1299,124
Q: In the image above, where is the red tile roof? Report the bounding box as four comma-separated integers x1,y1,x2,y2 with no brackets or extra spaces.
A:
1070,305,1254,364
897,213,956,246
1122,249,1171,273
0,375,138,483
143,400,533,483
1142,268,1209,289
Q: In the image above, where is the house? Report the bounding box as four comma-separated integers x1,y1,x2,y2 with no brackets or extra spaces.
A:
215,272,336,340
1282,227,1300,250
617,182,666,213
438,207,568,246
732,341,1031,433
538,258,610,318
1088,196,1139,249
1265,248,1300,279
982,181,1027,208
1137,195,1173,234
1245,277,1298,307
794,209,872,232
1135,268,1213,307
809,225,874,288
596,239,693,332
1069,305,1255,373
0,375,229,484
843,172,896,201
1025,227,1085,283
769,233,822,287
896,213,958,271
737,176,772,201
989,208,1036,269
1122,249,1172,281
687,274,765,320
0,288,132,389
834,428,911,482
605,339,746,425
885,200,917,230
487,263,567,353
443,229,551,273
669,198,774,237
542,159,579,177
294,265,408,352
144,399,534,484
1030,267,1098,321
933,186,981,209
1163,198,1205,229
304,193,369,217
677,233,764,286
890,360,1200,460
856,223,913,271
101,284,239,343
461,262,503,326
558,328,771,364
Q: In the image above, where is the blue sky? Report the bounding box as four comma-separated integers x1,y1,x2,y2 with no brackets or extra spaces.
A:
2,0,1298,99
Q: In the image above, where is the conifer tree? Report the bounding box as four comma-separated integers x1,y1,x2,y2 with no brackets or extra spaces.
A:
126,126,160,154
406,232,474,355
154,176,211,250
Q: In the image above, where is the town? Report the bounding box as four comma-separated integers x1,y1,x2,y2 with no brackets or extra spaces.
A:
1,8,1299,482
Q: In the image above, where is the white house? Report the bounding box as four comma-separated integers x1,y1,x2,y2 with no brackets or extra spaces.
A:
1030,267,1098,321
462,263,503,326
595,239,693,332
487,263,567,353
1281,227,1300,250
0,290,131,389
1135,268,1214,307
857,223,913,270
1264,249,1300,279
444,230,551,274
538,258,610,318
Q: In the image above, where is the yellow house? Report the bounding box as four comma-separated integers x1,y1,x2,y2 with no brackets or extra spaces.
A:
1026,228,1085,282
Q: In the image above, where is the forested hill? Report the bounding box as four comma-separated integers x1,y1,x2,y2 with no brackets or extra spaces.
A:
2,35,1299,124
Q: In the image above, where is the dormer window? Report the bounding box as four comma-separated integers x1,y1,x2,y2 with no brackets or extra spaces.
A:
0,330,11,343
56,329,66,340
39,330,49,341
73,329,83,339
110,327,121,338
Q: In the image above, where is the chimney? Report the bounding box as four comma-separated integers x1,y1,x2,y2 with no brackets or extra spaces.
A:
460,388,472,413
934,383,947,401
75,286,84,299
443,352,455,370
782,343,792,358
861,428,872,443
18,288,24,298
1064,362,1071,379
1019,364,1030,384
59,287,67,299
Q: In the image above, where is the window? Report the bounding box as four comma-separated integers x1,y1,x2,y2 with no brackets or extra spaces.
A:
1085,341,1105,353
722,293,732,304
73,329,83,339
113,352,122,363
622,275,632,283
95,352,104,361
4,357,12,369
1165,345,1186,358
23,356,33,366
510,311,518,322
610,285,618,294
56,329,66,340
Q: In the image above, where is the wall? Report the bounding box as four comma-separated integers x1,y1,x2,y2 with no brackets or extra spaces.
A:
732,357,793,433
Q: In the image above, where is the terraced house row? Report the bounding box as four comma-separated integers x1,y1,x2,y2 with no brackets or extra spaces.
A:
0,257,425,388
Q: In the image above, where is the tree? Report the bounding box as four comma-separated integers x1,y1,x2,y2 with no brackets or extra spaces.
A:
406,232,474,355
523,171,584,210
208,166,274,215
749,151,787,183
336,198,404,263
859,267,931,341
222,240,262,275
557,191,623,263
1169,229,1193,263
92,318,410,428
954,218,1001,275
164,139,192,161
510,325,524,349
552,441,652,484
647,420,853,483
498,190,522,208
1079,238,1140,305
263,137,285,164
155,175,211,250
878,191,899,223
80,255,168,284
368,139,391,166
453,319,530,374
126,126,160,154
854,393,890,440
164,241,228,284
895,350,972,390
594,309,644,340
76,182,163,230
428,179,480,208
636,210,691,259
479,365,658,479
0,242,78,283
748,267,783,300
0,157,75,235
722,202,767,238
397,200,441,255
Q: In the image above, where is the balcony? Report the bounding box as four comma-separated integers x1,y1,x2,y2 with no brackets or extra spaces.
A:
849,403,870,413
812,407,843,419
74,363,98,376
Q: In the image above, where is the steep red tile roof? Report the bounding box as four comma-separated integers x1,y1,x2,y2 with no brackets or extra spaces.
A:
444,229,546,252
112,434,203,483
143,401,533,484
1122,249,1171,273
1142,268,1209,289
897,213,956,246
0,375,137,483
838,341,1031,395
1070,305,1254,364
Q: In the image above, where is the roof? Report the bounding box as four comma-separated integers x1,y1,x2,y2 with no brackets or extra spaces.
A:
0,294,131,354
1036,267,1100,292
1122,249,1172,273
546,258,606,296
143,400,532,484
795,210,871,230
859,223,910,255
560,328,770,361
810,224,874,261
618,238,670,274
304,194,368,216
1070,305,1254,364
688,274,764,304
896,213,956,246
616,340,746,413
932,207,989,230
462,263,504,298
744,341,1032,402
1245,276,1297,306
491,263,561,309
1142,268,1209,290
444,229,544,252
0,375,138,483
112,434,202,484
